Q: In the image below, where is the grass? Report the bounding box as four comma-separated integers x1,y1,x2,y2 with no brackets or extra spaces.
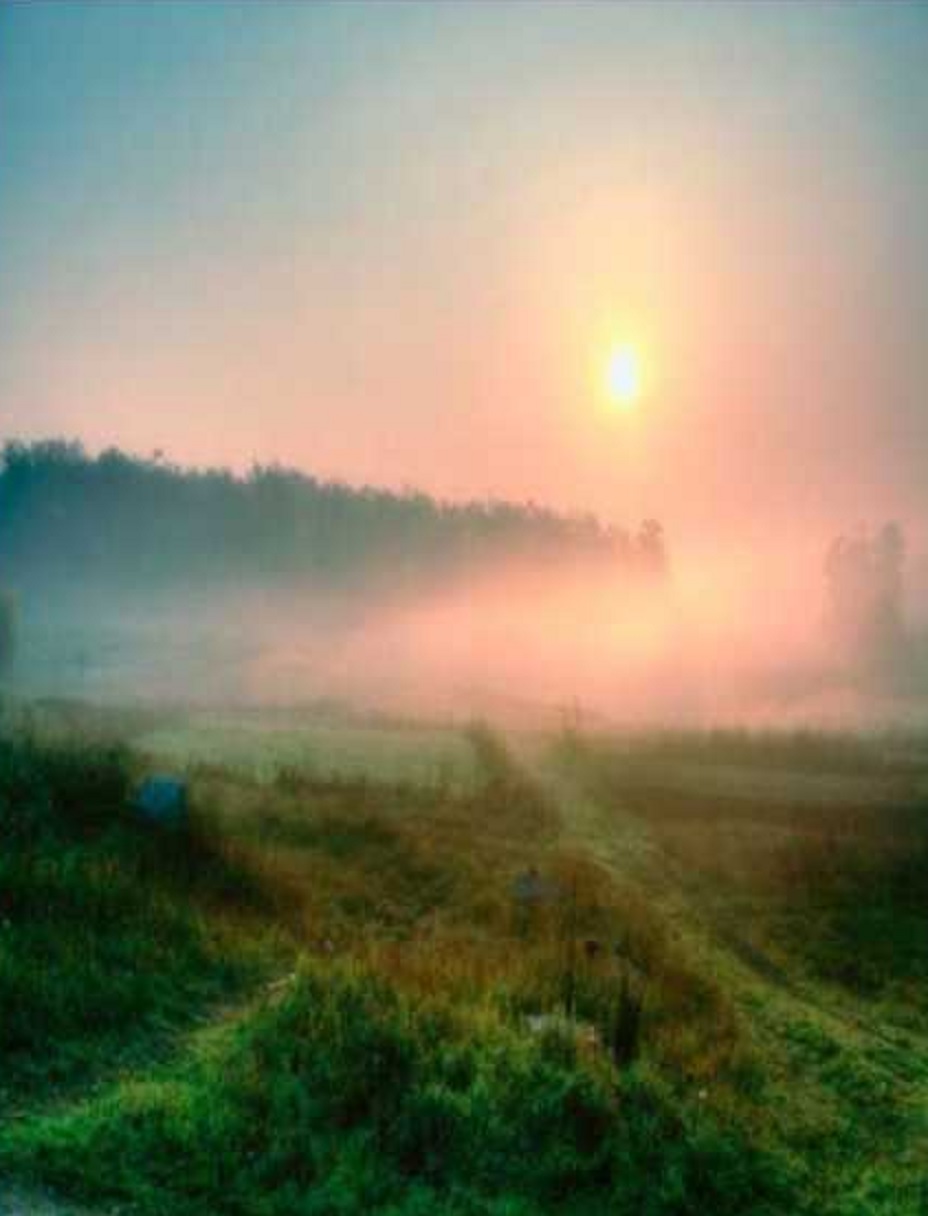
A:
2,963,798,1216
135,709,480,790
2,707,927,1213
0,733,277,1099
572,726,928,776
557,729,928,1011
544,727,928,1214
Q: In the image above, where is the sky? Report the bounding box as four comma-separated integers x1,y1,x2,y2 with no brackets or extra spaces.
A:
1,0,927,562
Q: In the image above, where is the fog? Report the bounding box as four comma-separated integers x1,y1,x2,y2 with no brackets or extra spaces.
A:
8,529,927,733
2,4,926,735
1,443,925,730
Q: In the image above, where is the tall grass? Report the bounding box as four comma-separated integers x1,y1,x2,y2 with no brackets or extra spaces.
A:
187,728,741,1086
0,734,274,1095
1,962,796,1216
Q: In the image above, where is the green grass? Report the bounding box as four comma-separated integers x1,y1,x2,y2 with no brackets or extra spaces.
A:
544,728,928,1214
0,734,277,1098
1,964,794,1216
2,709,928,1213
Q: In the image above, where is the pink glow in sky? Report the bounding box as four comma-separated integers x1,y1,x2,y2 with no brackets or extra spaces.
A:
1,1,926,564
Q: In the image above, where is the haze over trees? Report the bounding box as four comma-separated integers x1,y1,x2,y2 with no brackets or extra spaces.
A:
0,440,667,593
824,522,913,686
6,439,925,718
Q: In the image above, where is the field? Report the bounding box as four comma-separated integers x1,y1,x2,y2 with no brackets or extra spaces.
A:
1,700,927,1214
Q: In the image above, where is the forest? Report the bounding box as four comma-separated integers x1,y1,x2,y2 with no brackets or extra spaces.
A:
0,441,667,592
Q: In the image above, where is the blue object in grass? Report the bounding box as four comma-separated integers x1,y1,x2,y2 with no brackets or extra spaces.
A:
135,775,188,826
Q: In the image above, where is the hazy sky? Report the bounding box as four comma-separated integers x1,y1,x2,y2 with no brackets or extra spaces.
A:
2,0,926,555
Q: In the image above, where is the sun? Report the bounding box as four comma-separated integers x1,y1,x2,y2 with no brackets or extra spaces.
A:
606,345,641,408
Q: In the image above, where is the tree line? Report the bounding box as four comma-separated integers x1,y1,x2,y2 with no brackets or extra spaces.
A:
0,440,667,591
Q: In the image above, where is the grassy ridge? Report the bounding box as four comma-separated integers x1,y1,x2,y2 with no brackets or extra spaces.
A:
2,963,787,1216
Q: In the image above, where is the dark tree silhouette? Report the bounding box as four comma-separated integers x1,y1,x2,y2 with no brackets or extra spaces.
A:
0,440,668,593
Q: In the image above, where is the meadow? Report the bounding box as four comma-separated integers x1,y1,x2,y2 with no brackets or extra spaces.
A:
1,700,926,1214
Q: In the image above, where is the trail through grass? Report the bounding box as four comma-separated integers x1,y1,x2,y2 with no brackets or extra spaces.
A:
526,733,928,1215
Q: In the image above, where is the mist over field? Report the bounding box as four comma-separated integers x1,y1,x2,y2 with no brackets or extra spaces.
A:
2,442,926,729
1,0,926,735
